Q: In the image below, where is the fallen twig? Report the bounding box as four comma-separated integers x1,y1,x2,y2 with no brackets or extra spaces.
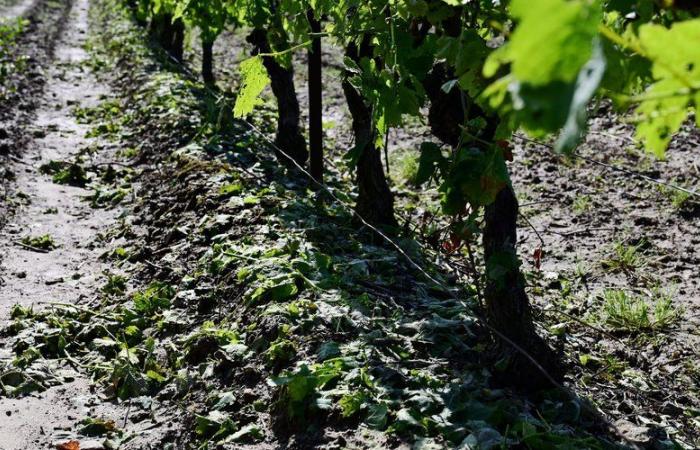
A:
14,240,50,253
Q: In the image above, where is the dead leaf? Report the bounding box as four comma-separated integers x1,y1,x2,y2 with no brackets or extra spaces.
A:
56,440,80,450
533,247,543,270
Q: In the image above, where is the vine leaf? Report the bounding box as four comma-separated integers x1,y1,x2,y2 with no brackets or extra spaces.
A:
483,0,602,141
633,20,700,157
508,0,601,85
233,56,270,118
634,79,689,158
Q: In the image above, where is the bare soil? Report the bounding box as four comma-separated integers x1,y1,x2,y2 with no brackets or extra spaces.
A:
1,0,35,21
0,0,127,447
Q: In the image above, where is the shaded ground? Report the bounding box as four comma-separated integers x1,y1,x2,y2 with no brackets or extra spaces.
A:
190,19,700,448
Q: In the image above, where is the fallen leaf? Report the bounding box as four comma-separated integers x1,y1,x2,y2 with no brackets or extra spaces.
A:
56,440,80,450
533,247,543,270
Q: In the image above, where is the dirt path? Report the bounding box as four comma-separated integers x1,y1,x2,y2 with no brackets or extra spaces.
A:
0,0,125,447
0,0,34,20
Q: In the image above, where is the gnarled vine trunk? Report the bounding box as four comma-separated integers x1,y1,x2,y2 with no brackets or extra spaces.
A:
424,63,560,390
342,41,397,228
483,185,561,389
247,29,307,168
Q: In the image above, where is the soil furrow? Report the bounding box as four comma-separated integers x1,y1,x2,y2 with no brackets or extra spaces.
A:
0,0,123,447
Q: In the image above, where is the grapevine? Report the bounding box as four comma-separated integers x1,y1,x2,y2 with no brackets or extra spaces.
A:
2,0,699,446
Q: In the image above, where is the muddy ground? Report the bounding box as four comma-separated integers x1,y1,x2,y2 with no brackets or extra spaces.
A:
1,0,70,227
0,0,698,449
0,0,138,448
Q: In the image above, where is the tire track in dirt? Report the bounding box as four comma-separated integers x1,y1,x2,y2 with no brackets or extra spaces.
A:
0,0,125,447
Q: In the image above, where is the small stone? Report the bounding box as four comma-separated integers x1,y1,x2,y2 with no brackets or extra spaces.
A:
614,419,651,447
46,277,65,286
80,440,106,450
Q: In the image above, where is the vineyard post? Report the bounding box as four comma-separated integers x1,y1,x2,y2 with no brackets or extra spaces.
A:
246,29,308,167
307,9,323,182
202,38,215,84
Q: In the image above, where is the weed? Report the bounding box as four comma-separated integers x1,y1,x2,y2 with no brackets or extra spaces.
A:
9,304,33,320
132,282,174,316
21,234,56,250
600,289,680,332
0,19,29,99
265,338,296,368
658,181,696,210
103,274,127,296
89,187,129,207
398,153,420,186
572,194,591,214
41,160,90,186
601,240,647,273
53,164,89,187
671,190,691,209
39,160,64,175
117,147,139,159
218,182,243,197
109,247,130,260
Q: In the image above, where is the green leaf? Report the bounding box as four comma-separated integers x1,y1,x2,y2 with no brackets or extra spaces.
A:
638,20,700,83
339,391,366,418
233,56,270,118
631,19,700,157
509,0,602,85
225,423,263,443
317,341,341,361
251,279,299,303
366,403,388,430
415,142,447,186
195,411,229,436
288,371,316,402
440,147,509,213
395,407,422,429
461,427,503,450
213,391,237,410
79,418,117,437
145,370,166,383
268,281,298,301
508,80,576,137
634,79,688,158
93,337,119,349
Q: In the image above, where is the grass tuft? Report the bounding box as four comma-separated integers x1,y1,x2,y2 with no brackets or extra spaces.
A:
21,234,56,250
601,240,647,273
601,288,680,332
